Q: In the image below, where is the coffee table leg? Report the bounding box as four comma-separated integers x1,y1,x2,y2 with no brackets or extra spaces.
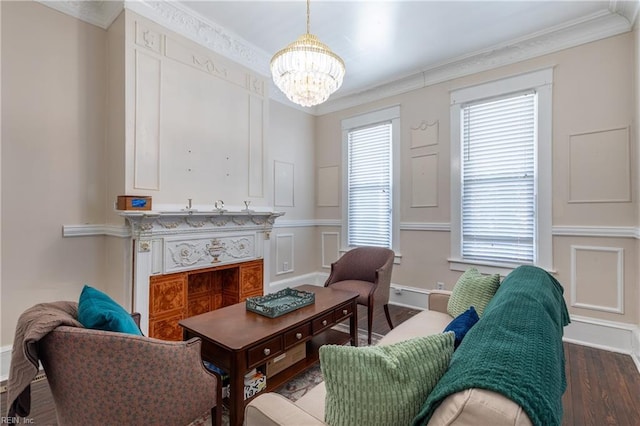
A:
350,299,358,347
229,353,245,426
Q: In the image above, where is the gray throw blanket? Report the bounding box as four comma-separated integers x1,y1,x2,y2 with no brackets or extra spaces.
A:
7,301,82,417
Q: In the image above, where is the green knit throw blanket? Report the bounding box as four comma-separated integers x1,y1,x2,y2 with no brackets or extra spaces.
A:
413,265,570,426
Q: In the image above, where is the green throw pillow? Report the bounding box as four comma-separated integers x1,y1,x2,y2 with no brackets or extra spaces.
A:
447,268,500,318
78,285,142,335
320,333,455,426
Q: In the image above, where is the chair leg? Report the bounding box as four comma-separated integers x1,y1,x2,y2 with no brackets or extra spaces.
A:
384,304,394,330
211,406,222,426
367,302,374,345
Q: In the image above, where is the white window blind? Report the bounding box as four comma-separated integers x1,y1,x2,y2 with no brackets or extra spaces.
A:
347,123,392,248
461,92,536,264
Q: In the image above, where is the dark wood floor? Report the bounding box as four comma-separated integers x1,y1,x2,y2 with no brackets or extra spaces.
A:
2,304,639,425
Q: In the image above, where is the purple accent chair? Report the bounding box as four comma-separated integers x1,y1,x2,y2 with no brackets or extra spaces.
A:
324,246,395,344
37,312,222,426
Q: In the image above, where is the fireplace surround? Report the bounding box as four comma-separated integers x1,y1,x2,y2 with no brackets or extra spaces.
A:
121,210,284,336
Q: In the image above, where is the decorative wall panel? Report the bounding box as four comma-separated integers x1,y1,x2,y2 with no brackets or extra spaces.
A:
249,95,265,197
411,154,438,207
568,127,630,203
274,161,295,207
276,233,294,275
410,120,439,148
322,232,340,268
164,233,256,273
134,51,161,190
570,245,624,314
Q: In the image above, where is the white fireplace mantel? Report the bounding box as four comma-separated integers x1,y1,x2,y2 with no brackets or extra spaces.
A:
121,210,285,238
121,209,284,334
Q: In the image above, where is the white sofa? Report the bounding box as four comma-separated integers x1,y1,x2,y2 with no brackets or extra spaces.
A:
244,290,532,426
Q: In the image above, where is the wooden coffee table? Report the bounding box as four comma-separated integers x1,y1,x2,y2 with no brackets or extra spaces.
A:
179,284,359,426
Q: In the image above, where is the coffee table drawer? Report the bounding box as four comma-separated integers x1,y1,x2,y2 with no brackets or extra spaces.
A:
247,336,283,368
284,323,311,348
312,312,335,334
334,303,354,322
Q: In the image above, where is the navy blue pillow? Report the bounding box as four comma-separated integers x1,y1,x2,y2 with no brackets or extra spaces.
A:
78,285,142,335
443,306,479,348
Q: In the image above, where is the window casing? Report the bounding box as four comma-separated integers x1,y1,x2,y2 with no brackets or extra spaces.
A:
450,69,553,275
342,106,400,255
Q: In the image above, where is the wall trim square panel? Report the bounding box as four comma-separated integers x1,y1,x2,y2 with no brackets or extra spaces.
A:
411,153,438,207
321,232,340,268
275,233,294,275
570,245,624,314
568,127,630,203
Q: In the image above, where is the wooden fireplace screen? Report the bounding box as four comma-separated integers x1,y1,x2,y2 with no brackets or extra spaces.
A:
148,259,263,340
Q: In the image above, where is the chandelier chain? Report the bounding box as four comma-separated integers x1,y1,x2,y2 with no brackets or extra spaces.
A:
306,0,310,34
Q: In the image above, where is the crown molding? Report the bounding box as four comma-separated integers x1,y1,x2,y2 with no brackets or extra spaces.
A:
37,1,635,116
315,9,634,115
610,0,640,27
36,0,123,29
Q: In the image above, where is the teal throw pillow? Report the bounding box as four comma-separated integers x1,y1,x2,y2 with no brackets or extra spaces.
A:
443,306,479,348
320,332,455,426
78,285,142,335
447,268,500,318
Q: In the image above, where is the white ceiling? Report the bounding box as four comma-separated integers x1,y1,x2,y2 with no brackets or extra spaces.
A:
39,0,640,113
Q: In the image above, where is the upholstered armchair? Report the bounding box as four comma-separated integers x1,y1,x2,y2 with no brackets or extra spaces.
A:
324,246,395,344
37,314,222,426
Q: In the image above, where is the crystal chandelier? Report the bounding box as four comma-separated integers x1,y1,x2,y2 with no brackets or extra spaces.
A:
270,0,345,107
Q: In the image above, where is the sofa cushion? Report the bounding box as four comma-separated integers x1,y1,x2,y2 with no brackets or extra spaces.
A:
320,333,455,426
447,268,500,317
427,389,532,426
78,285,142,335
378,309,453,346
443,306,479,348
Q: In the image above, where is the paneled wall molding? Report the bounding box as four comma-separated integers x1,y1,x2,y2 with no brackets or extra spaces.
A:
570,245,624,314
63,222,640,239
62,224,130,238
552,225,639,238
275,233,295,275
321,232,340,268
37,1,635,116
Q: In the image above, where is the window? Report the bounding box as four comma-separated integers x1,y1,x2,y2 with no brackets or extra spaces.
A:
342,106,400,253
450,69,553,274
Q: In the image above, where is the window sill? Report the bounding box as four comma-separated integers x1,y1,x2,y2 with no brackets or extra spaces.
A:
448,258,556,277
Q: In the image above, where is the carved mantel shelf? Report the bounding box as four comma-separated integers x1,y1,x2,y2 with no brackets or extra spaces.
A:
120,210,285,238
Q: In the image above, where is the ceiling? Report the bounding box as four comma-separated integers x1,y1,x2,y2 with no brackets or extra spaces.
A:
39,0,640,113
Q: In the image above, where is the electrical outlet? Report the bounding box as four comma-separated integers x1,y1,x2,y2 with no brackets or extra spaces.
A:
394,287,403,295
436,282,444,290
283,261,289,271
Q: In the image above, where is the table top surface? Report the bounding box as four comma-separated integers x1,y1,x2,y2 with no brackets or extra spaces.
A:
179,284,358,350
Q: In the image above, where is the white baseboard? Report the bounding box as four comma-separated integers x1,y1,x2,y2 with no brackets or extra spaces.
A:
389,284,429,310
563,315,640,371
632,327,640,372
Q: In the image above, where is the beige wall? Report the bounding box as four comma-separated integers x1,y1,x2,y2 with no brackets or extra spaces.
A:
1,1,109,346
316,32,639,326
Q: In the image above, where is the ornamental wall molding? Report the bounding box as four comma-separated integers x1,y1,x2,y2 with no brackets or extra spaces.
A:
120,211,284,239
36,1,637,116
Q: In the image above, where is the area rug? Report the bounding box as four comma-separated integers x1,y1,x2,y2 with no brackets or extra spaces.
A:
191,325,382,426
